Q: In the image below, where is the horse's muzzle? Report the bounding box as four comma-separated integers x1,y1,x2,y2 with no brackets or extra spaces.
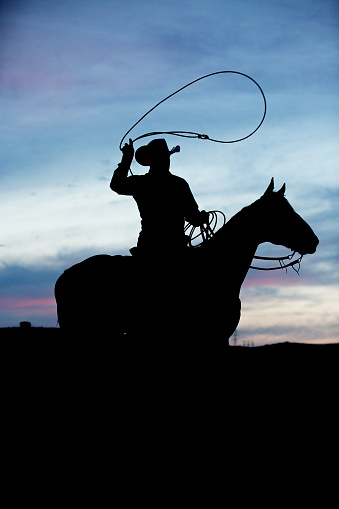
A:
305,235,319,255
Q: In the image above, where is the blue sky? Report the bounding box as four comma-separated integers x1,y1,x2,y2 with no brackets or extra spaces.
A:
1,0,338,344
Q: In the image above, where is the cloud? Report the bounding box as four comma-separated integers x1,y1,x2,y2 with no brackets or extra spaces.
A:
1,176,140,269
0,263,60,326
238,284,339,345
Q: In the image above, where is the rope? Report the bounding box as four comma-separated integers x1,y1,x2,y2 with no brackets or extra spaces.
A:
119,70,266,150
185,211,226,248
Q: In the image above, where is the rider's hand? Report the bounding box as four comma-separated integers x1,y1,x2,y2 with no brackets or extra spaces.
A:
200,210,209,225
121,138,134,167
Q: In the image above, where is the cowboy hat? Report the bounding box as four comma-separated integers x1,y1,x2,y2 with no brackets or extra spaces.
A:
135,138,180,166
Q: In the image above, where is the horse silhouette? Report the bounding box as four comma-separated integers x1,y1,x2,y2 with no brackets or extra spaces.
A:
54,179,319,353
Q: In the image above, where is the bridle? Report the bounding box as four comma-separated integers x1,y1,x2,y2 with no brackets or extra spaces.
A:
185,211,304,273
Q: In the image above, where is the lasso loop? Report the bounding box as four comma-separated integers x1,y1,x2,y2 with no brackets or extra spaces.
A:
119,71,266,150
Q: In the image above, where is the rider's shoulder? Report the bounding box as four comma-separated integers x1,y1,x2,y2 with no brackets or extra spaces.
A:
169,173,189,186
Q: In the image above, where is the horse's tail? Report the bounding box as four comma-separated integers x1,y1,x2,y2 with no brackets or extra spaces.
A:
54,271,71,330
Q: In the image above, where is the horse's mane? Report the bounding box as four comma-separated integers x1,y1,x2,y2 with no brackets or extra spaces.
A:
201,199,261,251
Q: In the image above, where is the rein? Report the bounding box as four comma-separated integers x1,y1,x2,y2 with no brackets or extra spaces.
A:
185,211,304,273
250,252,303,273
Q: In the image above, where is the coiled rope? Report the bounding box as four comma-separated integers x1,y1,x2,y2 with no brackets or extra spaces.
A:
119,70,266,150
185,210,226,248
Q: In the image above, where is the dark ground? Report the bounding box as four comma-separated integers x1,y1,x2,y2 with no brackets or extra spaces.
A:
1,326,338,381
3,327,337,433
2,327,337,501
3,326,337,417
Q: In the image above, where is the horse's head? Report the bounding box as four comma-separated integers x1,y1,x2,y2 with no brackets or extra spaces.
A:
258,178,319,255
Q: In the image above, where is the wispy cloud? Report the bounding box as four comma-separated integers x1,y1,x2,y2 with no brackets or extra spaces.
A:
239,284,339,344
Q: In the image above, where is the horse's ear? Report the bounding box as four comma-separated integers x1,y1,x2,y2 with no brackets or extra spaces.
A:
277,183,286,197
263,177,274,197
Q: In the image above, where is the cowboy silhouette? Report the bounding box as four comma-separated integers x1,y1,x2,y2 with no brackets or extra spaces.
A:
110,138,208,256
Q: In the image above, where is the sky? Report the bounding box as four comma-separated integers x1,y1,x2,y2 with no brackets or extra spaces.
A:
1,0,338,344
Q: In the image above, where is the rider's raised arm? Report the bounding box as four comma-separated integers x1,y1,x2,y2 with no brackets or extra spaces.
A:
110,163,134,195
110,139,135,195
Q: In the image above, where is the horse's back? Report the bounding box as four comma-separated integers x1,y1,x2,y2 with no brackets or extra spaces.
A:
55,254,132,333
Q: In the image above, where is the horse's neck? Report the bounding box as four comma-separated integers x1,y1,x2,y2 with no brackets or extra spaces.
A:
207,202,262,291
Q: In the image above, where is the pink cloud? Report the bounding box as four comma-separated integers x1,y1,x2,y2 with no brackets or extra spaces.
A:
243,272,302,288
0,296,56,312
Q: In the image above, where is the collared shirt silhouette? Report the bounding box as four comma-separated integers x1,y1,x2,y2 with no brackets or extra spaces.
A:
110,138,208,255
